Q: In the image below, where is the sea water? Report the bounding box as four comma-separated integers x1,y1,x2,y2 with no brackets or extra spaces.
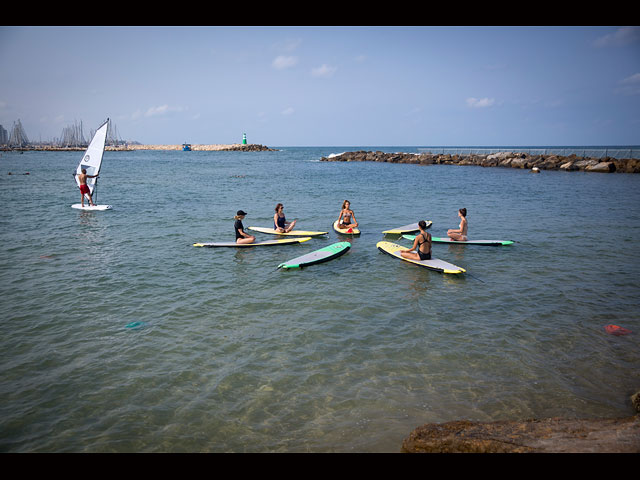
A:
0,147,639,452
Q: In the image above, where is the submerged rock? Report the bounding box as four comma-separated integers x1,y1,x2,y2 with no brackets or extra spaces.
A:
402,390,640,453
402,416,640,453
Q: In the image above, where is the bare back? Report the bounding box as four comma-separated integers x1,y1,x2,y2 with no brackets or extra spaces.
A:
460,217,468,236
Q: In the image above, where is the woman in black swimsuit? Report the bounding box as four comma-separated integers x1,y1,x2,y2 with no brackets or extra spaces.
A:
234,210,255,244
273,203,297,233
401,220,431,261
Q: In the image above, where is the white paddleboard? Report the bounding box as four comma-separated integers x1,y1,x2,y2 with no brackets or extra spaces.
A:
248,226,328,237
71,204,112,211
383,221,432,234
376,241,465,274
194,237,311,248
403,235,514,246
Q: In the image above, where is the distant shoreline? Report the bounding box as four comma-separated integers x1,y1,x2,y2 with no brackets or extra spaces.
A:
1,144,276,152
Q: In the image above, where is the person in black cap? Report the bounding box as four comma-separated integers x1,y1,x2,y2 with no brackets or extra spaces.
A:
234,210,255,244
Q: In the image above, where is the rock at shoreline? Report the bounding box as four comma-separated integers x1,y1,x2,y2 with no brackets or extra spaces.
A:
402,416,640,453
320,151,640,173
402,390,640,453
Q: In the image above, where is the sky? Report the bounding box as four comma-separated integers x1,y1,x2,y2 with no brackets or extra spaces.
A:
1,26,639,147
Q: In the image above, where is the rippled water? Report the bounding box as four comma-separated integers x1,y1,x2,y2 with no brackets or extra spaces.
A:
1,147,639,452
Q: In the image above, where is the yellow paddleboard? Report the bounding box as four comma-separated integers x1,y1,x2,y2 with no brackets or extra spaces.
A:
333,220,360,235
376,241,465,274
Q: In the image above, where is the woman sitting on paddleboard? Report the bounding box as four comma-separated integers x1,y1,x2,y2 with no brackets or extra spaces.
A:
274,203,297,233
447,208,468,241
337,200,358,231
401,220,431,261
235,210,256,244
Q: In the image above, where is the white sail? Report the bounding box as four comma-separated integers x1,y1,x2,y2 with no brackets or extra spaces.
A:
74,118,109,199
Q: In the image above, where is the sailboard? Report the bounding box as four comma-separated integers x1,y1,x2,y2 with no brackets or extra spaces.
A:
333,220,360,235
403,235,514,246
278,242,351,269
376,241,466,274
71,118,112,210
248,226,328,237
383,221,432,235
193,237,312,248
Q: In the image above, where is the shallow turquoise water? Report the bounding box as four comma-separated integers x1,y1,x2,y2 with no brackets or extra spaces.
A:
1,147,639,452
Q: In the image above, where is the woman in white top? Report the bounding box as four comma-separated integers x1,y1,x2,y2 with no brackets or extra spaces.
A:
447,208,468,241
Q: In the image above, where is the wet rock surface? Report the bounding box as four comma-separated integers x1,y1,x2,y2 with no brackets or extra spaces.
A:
402,416,640,453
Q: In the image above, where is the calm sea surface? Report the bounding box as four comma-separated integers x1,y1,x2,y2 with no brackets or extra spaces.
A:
1,147,639,452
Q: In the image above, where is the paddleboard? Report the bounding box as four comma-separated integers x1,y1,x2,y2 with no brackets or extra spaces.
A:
248,226,328,237
194,237,311,248
383,221,432,234
71,204,112,211
376,241,466,274
333,220,360,235
278,241,351,269
403,235,513,246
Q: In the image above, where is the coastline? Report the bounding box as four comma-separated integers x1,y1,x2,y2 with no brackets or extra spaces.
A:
321,150,640,173
1,144,276,152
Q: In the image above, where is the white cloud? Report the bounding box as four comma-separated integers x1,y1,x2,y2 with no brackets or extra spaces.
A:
273,38,302,53
616,72,640,95
466,97,495,108
311,64,337,78
130,105,186,120
145,104,170,117
281,107,295,115
272,55,298,70
594,26,640,47
620,73,640,84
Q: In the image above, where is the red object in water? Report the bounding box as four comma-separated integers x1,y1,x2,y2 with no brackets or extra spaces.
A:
347,228,353,233
604,325,632,336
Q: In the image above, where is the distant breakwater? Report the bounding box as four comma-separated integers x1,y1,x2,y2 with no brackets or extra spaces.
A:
2,144,276,152
320,150,640,173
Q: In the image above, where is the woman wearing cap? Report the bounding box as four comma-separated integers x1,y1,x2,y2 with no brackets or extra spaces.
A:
234,210,255,244
273,203,297,233
447,208,468,241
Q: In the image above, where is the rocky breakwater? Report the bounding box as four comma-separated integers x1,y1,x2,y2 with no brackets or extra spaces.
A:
320,150,640,173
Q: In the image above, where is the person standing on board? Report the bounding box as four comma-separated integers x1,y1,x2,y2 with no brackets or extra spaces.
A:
447,208,468,241
235,210,256,244
401,220,431,261
76,168,98,207
273,203,297,233
337,200,358,232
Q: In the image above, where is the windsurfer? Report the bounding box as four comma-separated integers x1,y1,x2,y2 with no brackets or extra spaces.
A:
77,168,98,207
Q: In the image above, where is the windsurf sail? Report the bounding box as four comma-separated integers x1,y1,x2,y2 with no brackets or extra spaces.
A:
74,118,109,202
